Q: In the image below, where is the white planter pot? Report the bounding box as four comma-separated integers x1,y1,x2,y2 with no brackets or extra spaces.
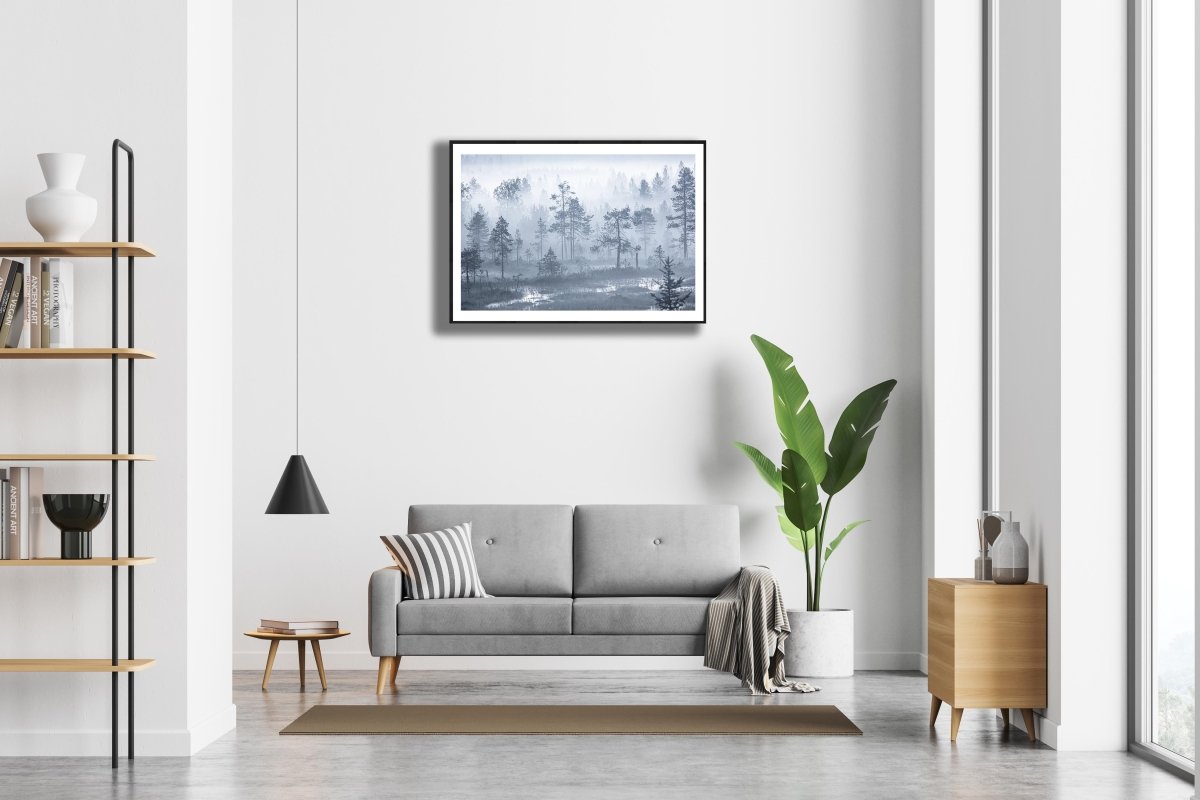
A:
26,153,97,242
784,608,854,678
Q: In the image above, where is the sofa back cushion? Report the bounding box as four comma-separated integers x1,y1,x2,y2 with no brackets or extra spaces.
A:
573,505,740,597
408,505,573,597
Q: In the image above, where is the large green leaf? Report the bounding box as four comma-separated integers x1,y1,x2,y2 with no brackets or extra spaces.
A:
782,448,823,534
823,519,868,560
734,442,782,497
821,379,898,496
777,505,814,552
751,335,827,483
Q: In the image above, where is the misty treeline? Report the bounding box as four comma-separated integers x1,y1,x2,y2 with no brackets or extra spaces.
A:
459,162,697,293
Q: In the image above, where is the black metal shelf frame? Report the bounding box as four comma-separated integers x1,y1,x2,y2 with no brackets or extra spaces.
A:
111,139,137,768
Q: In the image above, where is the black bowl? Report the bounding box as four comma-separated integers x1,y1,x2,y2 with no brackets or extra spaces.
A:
43,494,110,533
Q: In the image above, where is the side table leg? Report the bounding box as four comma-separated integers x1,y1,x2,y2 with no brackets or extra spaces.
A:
1020,708,1037,743
950,707,963,742
312,640,328,690
298,639,306,690
262,640,280,691
929,695,943,726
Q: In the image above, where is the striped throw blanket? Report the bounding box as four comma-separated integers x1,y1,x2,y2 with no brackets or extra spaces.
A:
704,566,819,695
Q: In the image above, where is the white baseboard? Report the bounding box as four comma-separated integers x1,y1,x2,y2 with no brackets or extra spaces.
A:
918,652,929,675
234,649,924,672
0,703,236,757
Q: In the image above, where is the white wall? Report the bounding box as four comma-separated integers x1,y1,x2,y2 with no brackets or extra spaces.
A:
993,0,1128,750
233,0,926,671
919,0,985,674
0,0,233,756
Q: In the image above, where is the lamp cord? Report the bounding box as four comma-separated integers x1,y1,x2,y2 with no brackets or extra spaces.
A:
295,0,301,456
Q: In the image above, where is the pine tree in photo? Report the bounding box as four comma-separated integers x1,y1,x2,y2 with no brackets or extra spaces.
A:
596,206,634,269
565,197,594,260
537,247,561,278
632,207,656,259
639,178,653,200
489,216,515,280
461,247,483,284
548,180,575,261
493,177,527,212
651,253,691,311
535,217,549,259
465,205,489,256
652,171,665,198
666,166,696,259
512,229,524,267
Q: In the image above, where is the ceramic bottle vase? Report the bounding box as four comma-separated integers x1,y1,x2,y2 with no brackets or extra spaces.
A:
26,153,97,242
991,521,1030,584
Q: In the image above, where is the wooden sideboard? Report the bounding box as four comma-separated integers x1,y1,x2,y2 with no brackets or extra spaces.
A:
927,578,1047,742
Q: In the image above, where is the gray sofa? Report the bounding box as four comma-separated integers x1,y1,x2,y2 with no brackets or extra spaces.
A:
368,504,740,691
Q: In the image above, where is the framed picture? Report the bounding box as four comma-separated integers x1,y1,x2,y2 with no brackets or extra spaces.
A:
450,140,705,323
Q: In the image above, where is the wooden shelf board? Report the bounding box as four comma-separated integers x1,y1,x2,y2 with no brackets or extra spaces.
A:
0,659,156,673
0,454,155,462
0,242,155,258
0,557,155,567
0,347,156,360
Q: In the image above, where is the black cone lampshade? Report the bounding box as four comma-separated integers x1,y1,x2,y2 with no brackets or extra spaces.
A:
265,455,329,515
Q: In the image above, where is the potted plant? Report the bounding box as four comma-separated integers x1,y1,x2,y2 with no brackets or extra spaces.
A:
735,334,896,677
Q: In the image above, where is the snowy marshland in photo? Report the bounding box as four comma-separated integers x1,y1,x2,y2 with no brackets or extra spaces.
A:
450,142,704,323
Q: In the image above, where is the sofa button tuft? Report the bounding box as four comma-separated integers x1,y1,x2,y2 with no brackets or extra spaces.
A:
653,538,662,545
485,538,495,545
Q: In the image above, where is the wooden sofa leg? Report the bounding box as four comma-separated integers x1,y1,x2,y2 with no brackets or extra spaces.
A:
376,656,397,694
390,655,400,687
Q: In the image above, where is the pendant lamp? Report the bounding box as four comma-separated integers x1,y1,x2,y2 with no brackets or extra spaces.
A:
266,0,328,515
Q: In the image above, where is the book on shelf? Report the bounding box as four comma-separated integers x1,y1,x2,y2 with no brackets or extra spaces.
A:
259,619,339,631
39,259,50,346
47,259,73,348
0,471,7,560
20,257,41,348
257,626,339,635
4,468,44,560
0,261,23,347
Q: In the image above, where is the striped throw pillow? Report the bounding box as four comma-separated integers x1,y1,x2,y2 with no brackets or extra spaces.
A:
380,523,490,600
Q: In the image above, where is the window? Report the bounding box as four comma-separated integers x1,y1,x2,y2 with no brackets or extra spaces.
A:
1132,0,1196,774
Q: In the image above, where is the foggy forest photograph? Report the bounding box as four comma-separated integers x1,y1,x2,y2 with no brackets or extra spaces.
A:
450,141,705,322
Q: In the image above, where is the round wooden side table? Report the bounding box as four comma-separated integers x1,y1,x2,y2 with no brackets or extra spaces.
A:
243,630,350,691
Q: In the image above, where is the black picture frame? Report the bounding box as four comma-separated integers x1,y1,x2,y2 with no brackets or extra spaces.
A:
449,140,706,324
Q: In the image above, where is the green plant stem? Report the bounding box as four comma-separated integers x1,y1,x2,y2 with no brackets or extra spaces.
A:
813,496,832,611
803,529,814,610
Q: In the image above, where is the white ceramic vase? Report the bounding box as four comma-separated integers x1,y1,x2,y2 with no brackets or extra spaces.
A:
784,608,854,677
26,153,97,242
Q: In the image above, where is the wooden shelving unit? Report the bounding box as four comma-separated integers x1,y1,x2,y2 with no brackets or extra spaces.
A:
0,348,156,360
0,242,155,258
0,557,155,567
0,659,156,673
0,454,155,462
0,141,152,768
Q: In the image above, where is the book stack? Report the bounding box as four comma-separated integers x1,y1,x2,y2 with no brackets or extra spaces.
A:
258,618,339,635
0,258,74,349
0,468,47,559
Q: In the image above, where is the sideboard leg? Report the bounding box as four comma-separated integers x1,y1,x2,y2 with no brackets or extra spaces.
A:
929,695,943,726
1001,708,1010,729
950,707,964,741
1020,708,1037,743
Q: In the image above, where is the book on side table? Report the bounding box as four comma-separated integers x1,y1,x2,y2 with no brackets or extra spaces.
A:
258,618,339,635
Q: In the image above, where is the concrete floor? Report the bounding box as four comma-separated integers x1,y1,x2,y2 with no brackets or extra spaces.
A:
0,669,1192,799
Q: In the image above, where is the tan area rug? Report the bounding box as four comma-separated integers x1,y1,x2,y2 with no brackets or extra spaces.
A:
280,704,862,736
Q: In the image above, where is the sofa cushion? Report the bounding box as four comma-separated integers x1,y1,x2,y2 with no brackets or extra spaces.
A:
380,524,489,600
573,505,740,597
572,597,711,635
396,597,572,635
409,505,573,597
